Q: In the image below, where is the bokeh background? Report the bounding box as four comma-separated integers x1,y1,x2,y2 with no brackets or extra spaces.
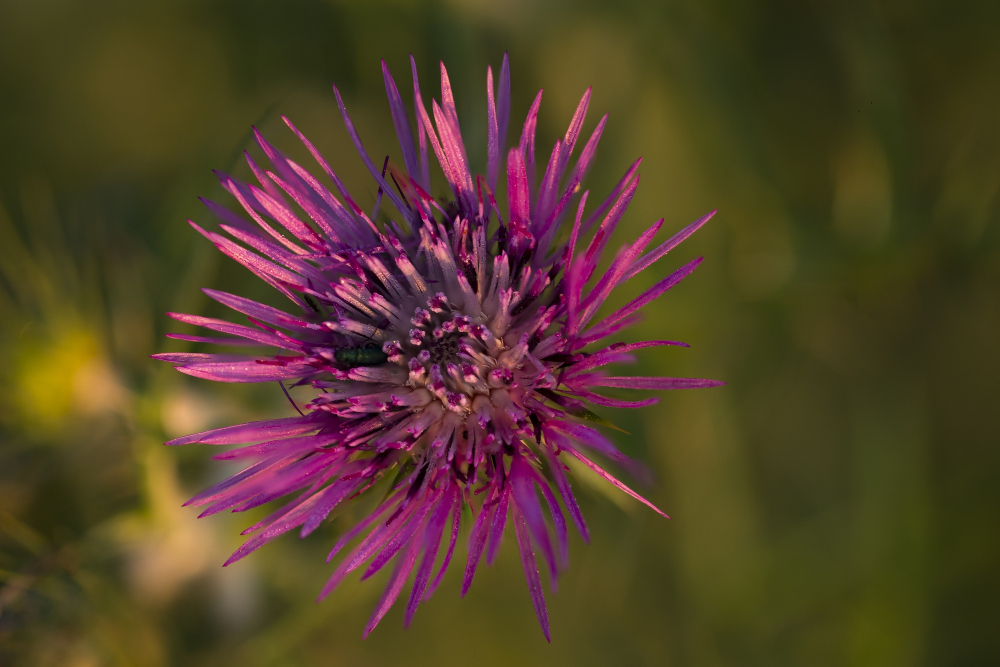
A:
1,0,998,665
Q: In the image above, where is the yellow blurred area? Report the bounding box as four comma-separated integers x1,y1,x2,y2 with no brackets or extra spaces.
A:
13,328,130,427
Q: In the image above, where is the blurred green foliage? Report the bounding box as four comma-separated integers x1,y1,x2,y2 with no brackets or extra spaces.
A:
1,0,998,665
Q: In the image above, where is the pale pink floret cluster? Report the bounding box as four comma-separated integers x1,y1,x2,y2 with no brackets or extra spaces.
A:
156,54,720,640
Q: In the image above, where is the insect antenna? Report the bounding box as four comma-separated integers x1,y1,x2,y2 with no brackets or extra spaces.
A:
279,380,305,416
371,155,390,221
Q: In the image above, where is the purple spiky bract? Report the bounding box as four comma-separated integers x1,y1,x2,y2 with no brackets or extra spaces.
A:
155,54,722,641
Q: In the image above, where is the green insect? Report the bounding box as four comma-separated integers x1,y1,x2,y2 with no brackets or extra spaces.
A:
334,342,389,368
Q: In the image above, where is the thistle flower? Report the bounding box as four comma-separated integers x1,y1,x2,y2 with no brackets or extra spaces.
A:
155,54,721,640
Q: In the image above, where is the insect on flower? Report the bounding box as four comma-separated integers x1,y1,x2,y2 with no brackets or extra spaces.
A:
155,53,722,641
334,342,390,368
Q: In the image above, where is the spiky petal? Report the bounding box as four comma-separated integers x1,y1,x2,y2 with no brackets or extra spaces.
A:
156,54,722,639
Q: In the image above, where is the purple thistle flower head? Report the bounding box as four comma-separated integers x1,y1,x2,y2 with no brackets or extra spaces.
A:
155,54,722,641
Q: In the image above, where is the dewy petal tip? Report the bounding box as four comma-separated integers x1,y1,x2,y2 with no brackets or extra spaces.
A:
158,54,719,640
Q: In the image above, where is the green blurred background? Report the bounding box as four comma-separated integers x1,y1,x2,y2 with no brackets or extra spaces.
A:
1,0,998,665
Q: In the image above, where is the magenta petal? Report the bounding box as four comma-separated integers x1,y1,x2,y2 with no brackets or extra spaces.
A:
533,87,590,231
326,487,407,563
574,391,660,409
363,530,423,639
425,492,461,599
318,498,418,602
563,447,669,519
581,257,703,342
534,138,565,231
361,497,435,581
438,61,462,134
510,458,557,583
462,489,497,596
437,63,474,198
202,289,310,330
409,55,432,190
431,99,476,212
382,59,420,183
520,91,542,193
177,359,313,383
183,457,277,506
210,431,340,462
576,218,664,328
496,53,511,172
246,179,322,247
165,415,320,446
151,352,221,364
218,174,305,255
190,222,305,304
332,84,411,221
300,479,359,537
486,65,501,192
513,507,551,642
485,484,510,566
223,468,344,565
529,468,569,567
545,450,589,543
507,147,530,230
576,173,640,290
166,312,298,350
573,313,644,348
564,340,689,376
542,113,607,243
280,117,379,240
562,87,591,157
412,73,460,203
590,376,726,390
581,157,641,236
405,485,455,626
547,420,631,465
624,209,716,282
216,223,322,282
164,333,259,347
343,499,422,573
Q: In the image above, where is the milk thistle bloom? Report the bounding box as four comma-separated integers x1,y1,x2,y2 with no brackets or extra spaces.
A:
156,54,720,640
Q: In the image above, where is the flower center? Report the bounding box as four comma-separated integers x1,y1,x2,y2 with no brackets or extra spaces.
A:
379,294,501,414
428,331,462,366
